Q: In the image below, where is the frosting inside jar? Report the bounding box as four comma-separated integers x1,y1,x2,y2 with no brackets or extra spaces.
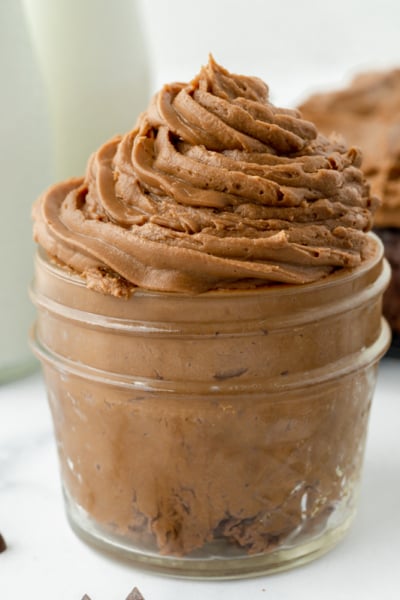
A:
33,57,378,295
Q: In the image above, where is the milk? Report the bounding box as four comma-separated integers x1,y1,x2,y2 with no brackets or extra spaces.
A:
0,0,54,382
22,0,151,179
0,0,150,382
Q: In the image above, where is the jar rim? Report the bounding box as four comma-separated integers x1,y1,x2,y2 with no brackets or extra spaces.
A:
31,234,390,334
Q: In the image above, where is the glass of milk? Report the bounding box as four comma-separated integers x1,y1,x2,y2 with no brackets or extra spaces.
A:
1,0,150,383
0,0,54,383
22,0,151,180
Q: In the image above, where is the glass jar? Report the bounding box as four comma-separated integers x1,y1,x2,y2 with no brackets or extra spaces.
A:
30,235,390,578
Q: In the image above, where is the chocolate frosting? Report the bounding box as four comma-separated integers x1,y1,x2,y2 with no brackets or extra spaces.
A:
300,69,400,228
33,57,378,295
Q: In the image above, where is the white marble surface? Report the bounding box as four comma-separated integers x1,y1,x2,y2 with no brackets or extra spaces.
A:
0,359,399,600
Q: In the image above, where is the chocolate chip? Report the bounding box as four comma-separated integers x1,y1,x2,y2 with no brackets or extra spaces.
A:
0,533,6,553
81,596,92,600
125,589,145,600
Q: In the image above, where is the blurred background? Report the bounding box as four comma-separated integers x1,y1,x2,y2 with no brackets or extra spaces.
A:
141,0,400,106
1,0,400,383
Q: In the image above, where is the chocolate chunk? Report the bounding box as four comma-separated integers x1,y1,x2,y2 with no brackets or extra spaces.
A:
0,533,6,553
126,588,145,600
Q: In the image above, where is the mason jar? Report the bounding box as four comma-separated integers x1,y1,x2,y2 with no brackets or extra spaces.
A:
30,234,390,578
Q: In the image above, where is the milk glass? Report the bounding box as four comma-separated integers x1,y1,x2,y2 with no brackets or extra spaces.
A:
0,0,53,383
23,0,150,179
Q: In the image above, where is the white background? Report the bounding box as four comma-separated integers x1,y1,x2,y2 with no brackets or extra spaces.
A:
140,0,400,106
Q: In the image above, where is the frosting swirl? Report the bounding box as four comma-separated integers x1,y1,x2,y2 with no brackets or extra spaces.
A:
300,68,400,228
33,57,378,295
